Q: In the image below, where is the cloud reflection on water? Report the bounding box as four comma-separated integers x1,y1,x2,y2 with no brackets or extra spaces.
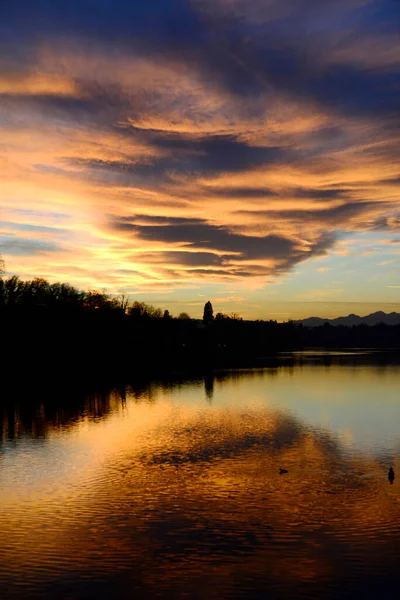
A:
1,364,400,598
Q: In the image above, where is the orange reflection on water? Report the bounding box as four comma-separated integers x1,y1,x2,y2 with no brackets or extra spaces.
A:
1,365,400,599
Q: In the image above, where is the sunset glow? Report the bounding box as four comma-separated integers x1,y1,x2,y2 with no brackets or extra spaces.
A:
1,0,399,319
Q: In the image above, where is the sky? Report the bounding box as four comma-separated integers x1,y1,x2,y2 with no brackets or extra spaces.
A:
0,0,399,320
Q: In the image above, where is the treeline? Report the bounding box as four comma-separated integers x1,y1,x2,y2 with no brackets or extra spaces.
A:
0,274,198,377
0,275,189,320
1,272,399,380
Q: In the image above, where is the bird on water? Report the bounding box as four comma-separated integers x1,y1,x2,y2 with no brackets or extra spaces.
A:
279,468,288,474
388,467,395,484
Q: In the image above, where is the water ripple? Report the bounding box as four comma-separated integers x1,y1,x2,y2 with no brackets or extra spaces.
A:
1,365,400,598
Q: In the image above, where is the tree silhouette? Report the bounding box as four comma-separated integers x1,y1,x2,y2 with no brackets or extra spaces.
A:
128,301,163,319
178,312,191,320
117,293,129,313
203,301,214,325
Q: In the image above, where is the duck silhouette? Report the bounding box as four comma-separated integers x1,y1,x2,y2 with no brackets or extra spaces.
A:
388,467,395,485
279,468,288,475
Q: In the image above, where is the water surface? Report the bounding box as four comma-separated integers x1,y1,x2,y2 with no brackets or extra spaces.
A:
1,358,400,599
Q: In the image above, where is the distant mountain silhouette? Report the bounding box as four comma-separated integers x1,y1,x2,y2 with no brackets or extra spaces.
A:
295,311,400,327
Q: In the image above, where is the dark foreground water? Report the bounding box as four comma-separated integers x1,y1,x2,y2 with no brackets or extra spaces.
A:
1,353,400,599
